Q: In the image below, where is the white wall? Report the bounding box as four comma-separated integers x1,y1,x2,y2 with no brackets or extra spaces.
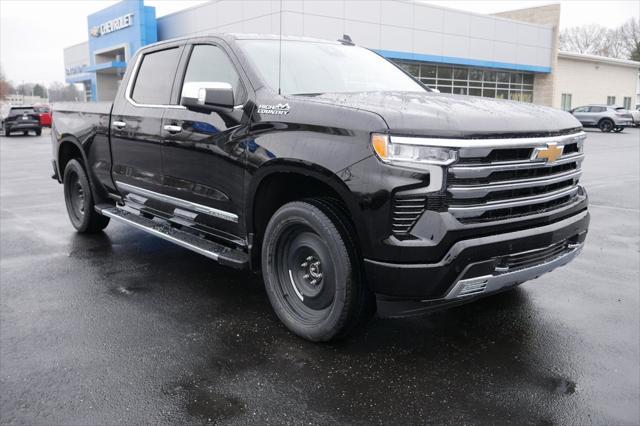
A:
555,56,639,109
157,0,554,70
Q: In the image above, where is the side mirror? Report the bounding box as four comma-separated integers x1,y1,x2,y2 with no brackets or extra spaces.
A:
180,82,235,113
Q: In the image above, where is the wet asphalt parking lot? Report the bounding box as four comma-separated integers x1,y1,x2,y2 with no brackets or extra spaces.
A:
1,127,639,425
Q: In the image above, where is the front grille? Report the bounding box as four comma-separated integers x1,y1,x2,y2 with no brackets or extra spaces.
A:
447,131,586,223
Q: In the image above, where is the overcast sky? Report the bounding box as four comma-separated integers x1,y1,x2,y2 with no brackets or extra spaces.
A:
1,0,639,86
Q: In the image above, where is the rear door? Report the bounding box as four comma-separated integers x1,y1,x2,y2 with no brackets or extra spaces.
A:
110,41,185,200
584,106,606,124
159,39,251,244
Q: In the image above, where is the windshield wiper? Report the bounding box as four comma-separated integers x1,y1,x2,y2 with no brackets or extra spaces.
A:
290,93,324,97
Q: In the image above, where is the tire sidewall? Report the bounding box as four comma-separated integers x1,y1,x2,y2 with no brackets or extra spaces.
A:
63,159,93,232
262,202,352,341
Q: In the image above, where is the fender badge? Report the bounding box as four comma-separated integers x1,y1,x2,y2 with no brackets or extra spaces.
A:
257,103,290,115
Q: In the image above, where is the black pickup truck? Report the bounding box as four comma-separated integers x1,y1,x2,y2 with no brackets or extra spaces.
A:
52,34,589,342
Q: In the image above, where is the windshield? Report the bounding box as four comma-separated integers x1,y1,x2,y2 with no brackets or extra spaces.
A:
237,40,425,95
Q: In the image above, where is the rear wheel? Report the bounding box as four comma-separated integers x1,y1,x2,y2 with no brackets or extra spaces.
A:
599,119,614,132
35,128,42,136
262,198,374,342
4,128,10,137
63,159,110,233
22,131,28,136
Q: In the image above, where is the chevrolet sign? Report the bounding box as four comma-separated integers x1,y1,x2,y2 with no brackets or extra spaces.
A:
90,13,134,37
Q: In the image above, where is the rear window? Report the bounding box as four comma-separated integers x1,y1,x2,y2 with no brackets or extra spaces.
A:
131,47,182,105
34,106,49,113
9,107,35,116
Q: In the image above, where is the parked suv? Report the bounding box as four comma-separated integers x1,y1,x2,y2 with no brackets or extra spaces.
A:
52,34,589,342
570,105,633,132
1,106,42,136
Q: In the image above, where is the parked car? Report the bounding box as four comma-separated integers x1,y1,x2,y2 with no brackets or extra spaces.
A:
1,106,42,136
51,34,589,342
570,104,633,132
615,106,640,127
34,105,52,127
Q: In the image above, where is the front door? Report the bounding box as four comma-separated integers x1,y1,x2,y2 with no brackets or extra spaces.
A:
160,42,251,245
110,43,184,200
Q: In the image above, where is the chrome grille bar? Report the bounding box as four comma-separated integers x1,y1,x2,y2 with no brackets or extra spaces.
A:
449,186,579,219
449,153,584,179
448,169,582,199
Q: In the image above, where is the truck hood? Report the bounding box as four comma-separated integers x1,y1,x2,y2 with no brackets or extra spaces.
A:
305,91,581,137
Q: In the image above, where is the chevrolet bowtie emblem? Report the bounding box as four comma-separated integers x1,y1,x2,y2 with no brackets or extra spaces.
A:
532,143,564,163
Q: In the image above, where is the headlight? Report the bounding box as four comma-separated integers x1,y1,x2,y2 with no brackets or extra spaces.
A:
371,133,457,166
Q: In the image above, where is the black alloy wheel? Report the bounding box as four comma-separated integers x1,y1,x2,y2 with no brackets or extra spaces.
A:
262,198,374,342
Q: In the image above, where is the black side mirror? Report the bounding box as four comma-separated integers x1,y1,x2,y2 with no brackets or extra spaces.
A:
181,82,235,114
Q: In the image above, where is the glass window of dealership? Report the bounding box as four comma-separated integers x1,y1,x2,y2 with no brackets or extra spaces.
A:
395,62,534,102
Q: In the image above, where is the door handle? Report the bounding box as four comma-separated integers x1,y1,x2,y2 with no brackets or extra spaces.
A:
112,121,127,129
163,124,182,134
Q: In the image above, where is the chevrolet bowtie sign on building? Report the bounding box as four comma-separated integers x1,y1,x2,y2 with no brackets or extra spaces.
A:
90,13,134,38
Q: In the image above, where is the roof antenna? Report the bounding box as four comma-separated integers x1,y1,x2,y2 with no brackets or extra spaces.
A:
278,0,283,95
338,34,355,46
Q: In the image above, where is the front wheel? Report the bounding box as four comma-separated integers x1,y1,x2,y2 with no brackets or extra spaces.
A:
262,199,374,342
63,159,110,233
613,127,624,133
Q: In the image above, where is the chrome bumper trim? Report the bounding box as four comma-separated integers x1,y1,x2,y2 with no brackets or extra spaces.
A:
444,242,584,300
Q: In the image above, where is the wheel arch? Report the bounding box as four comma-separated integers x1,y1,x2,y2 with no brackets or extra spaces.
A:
56,135,110,205
246,160,370,271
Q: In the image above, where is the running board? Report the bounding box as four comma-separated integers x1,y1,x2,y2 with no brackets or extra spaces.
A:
96,206,249,269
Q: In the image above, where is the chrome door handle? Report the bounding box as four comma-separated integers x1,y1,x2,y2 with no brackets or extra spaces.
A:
112,121,127,129
163,124,182,134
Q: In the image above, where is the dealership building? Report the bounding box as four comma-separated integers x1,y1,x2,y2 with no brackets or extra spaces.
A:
63,0,639,110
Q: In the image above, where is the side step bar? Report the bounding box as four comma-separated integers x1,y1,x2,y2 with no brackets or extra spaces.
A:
96,205,249,270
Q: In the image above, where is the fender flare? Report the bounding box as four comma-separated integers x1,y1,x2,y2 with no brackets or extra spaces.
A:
56,134,110,204
245,159,372,254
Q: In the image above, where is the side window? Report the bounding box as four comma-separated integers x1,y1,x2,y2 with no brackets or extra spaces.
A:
131,47,181,105
573,106,588,113
182,44,245,104
589,106,605,113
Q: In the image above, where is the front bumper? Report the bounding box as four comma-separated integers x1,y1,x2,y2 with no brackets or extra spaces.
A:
367,209,589,316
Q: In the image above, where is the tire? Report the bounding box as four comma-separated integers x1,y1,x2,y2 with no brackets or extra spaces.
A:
63,159,110,233
613,127,624,133
23,131,28,136
599,119,614,132
4,129,10,137
35,129,42,136
262,198,374,342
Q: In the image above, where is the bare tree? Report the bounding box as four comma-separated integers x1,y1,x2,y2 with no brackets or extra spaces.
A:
620,18,640,61
560,18,640,61
0,65,15,101
560,24,607,55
